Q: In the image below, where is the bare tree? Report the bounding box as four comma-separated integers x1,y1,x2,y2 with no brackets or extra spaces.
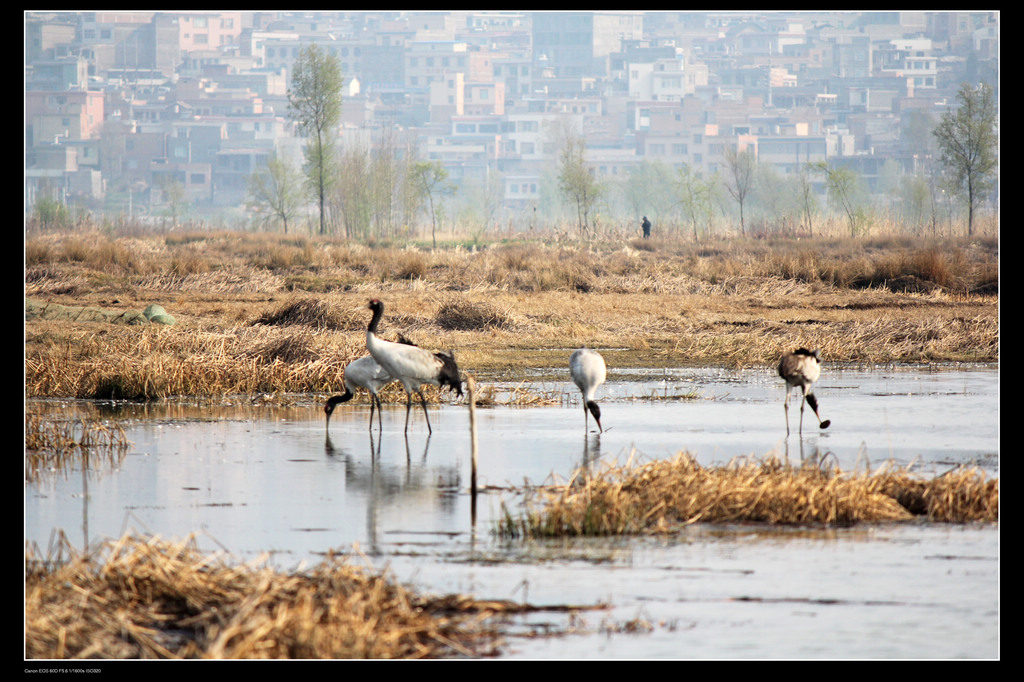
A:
722,145,756,234
247,151,302,234
933,82,998,236
410,160,454,248
556,126,602,237
798,163,819,236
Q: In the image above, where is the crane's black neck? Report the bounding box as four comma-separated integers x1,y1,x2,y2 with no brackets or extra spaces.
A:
325,390,354,416
367,300,384,335
327,390,354,408
325,389,354,423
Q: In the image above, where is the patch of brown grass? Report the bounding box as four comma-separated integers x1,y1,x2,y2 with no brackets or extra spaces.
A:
499,454,998,537
23,230,998,400
251,296,354,330
434,293,516,331
25,534,522,659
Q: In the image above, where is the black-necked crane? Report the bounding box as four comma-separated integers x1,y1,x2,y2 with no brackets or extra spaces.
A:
778,348,831,435
570,347,606,433
324,355,395,431
365,299,463,434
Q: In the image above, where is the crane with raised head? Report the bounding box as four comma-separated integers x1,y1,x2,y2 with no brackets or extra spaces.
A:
365,299,463,434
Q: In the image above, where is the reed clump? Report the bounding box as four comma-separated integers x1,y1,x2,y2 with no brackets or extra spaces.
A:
499,454,998,538
251,296,358,330
25,413,130,482
434,293,517,331
25,534,520,659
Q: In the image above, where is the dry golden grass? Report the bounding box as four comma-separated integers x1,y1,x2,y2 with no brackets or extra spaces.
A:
499,453,998,537
24,229,998,401
26,533,557,659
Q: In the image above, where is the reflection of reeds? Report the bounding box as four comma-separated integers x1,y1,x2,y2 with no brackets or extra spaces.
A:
25,413,130,481
25,533,586,659
499,453,998,537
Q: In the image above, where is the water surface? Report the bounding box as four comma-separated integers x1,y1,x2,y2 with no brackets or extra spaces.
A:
25,366,999,659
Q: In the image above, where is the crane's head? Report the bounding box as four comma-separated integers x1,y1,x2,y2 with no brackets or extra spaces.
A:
587,400,603,433
324,393,352,425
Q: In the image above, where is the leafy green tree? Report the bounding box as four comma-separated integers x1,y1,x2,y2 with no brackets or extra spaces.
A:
933,82,998,236
335,142,372,239
756,164,804,233
623,159,676,230
246,151,302,234
156,176,187,225
288,44,344,235
459,168,505,246
31,194,70,231
899,173,931,233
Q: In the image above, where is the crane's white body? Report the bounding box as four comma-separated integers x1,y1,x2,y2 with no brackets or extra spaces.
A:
570,348,606,432
778,348,830,435
324,354,396,431
365,299,462,433
344,354,394,396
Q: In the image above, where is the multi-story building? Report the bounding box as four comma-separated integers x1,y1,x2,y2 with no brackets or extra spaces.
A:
532,11,644,79
23,10,999,222
25,89,105,145
175,11,244,52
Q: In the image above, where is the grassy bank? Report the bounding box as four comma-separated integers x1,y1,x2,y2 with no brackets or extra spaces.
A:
25,229,998,401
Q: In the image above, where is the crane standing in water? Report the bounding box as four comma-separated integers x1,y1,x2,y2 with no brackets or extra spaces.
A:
365,299,463,434
570,347,607,433
778,348,831,436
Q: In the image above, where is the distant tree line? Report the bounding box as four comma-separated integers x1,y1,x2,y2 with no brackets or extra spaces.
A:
243,46,997,242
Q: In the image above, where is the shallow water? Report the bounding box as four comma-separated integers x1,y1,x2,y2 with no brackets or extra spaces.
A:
25,366,999,659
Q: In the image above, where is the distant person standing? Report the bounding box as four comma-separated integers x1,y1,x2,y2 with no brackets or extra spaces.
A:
641,216,651,239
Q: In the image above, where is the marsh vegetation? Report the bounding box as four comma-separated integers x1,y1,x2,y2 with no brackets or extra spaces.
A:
25,226,997,401
24,224,998,659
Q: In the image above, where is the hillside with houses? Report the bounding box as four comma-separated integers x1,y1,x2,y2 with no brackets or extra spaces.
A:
25,10,998,234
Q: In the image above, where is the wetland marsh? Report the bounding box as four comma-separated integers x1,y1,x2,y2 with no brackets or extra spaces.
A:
25,229,999,659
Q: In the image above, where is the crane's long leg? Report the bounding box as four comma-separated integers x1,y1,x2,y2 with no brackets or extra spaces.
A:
404,393,413,434
418,390,433,434
375,395,384,431
783,385,792,436
369,394,382,432
799,387,807,435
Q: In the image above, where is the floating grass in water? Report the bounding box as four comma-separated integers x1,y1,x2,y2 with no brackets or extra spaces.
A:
497,453,998,538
